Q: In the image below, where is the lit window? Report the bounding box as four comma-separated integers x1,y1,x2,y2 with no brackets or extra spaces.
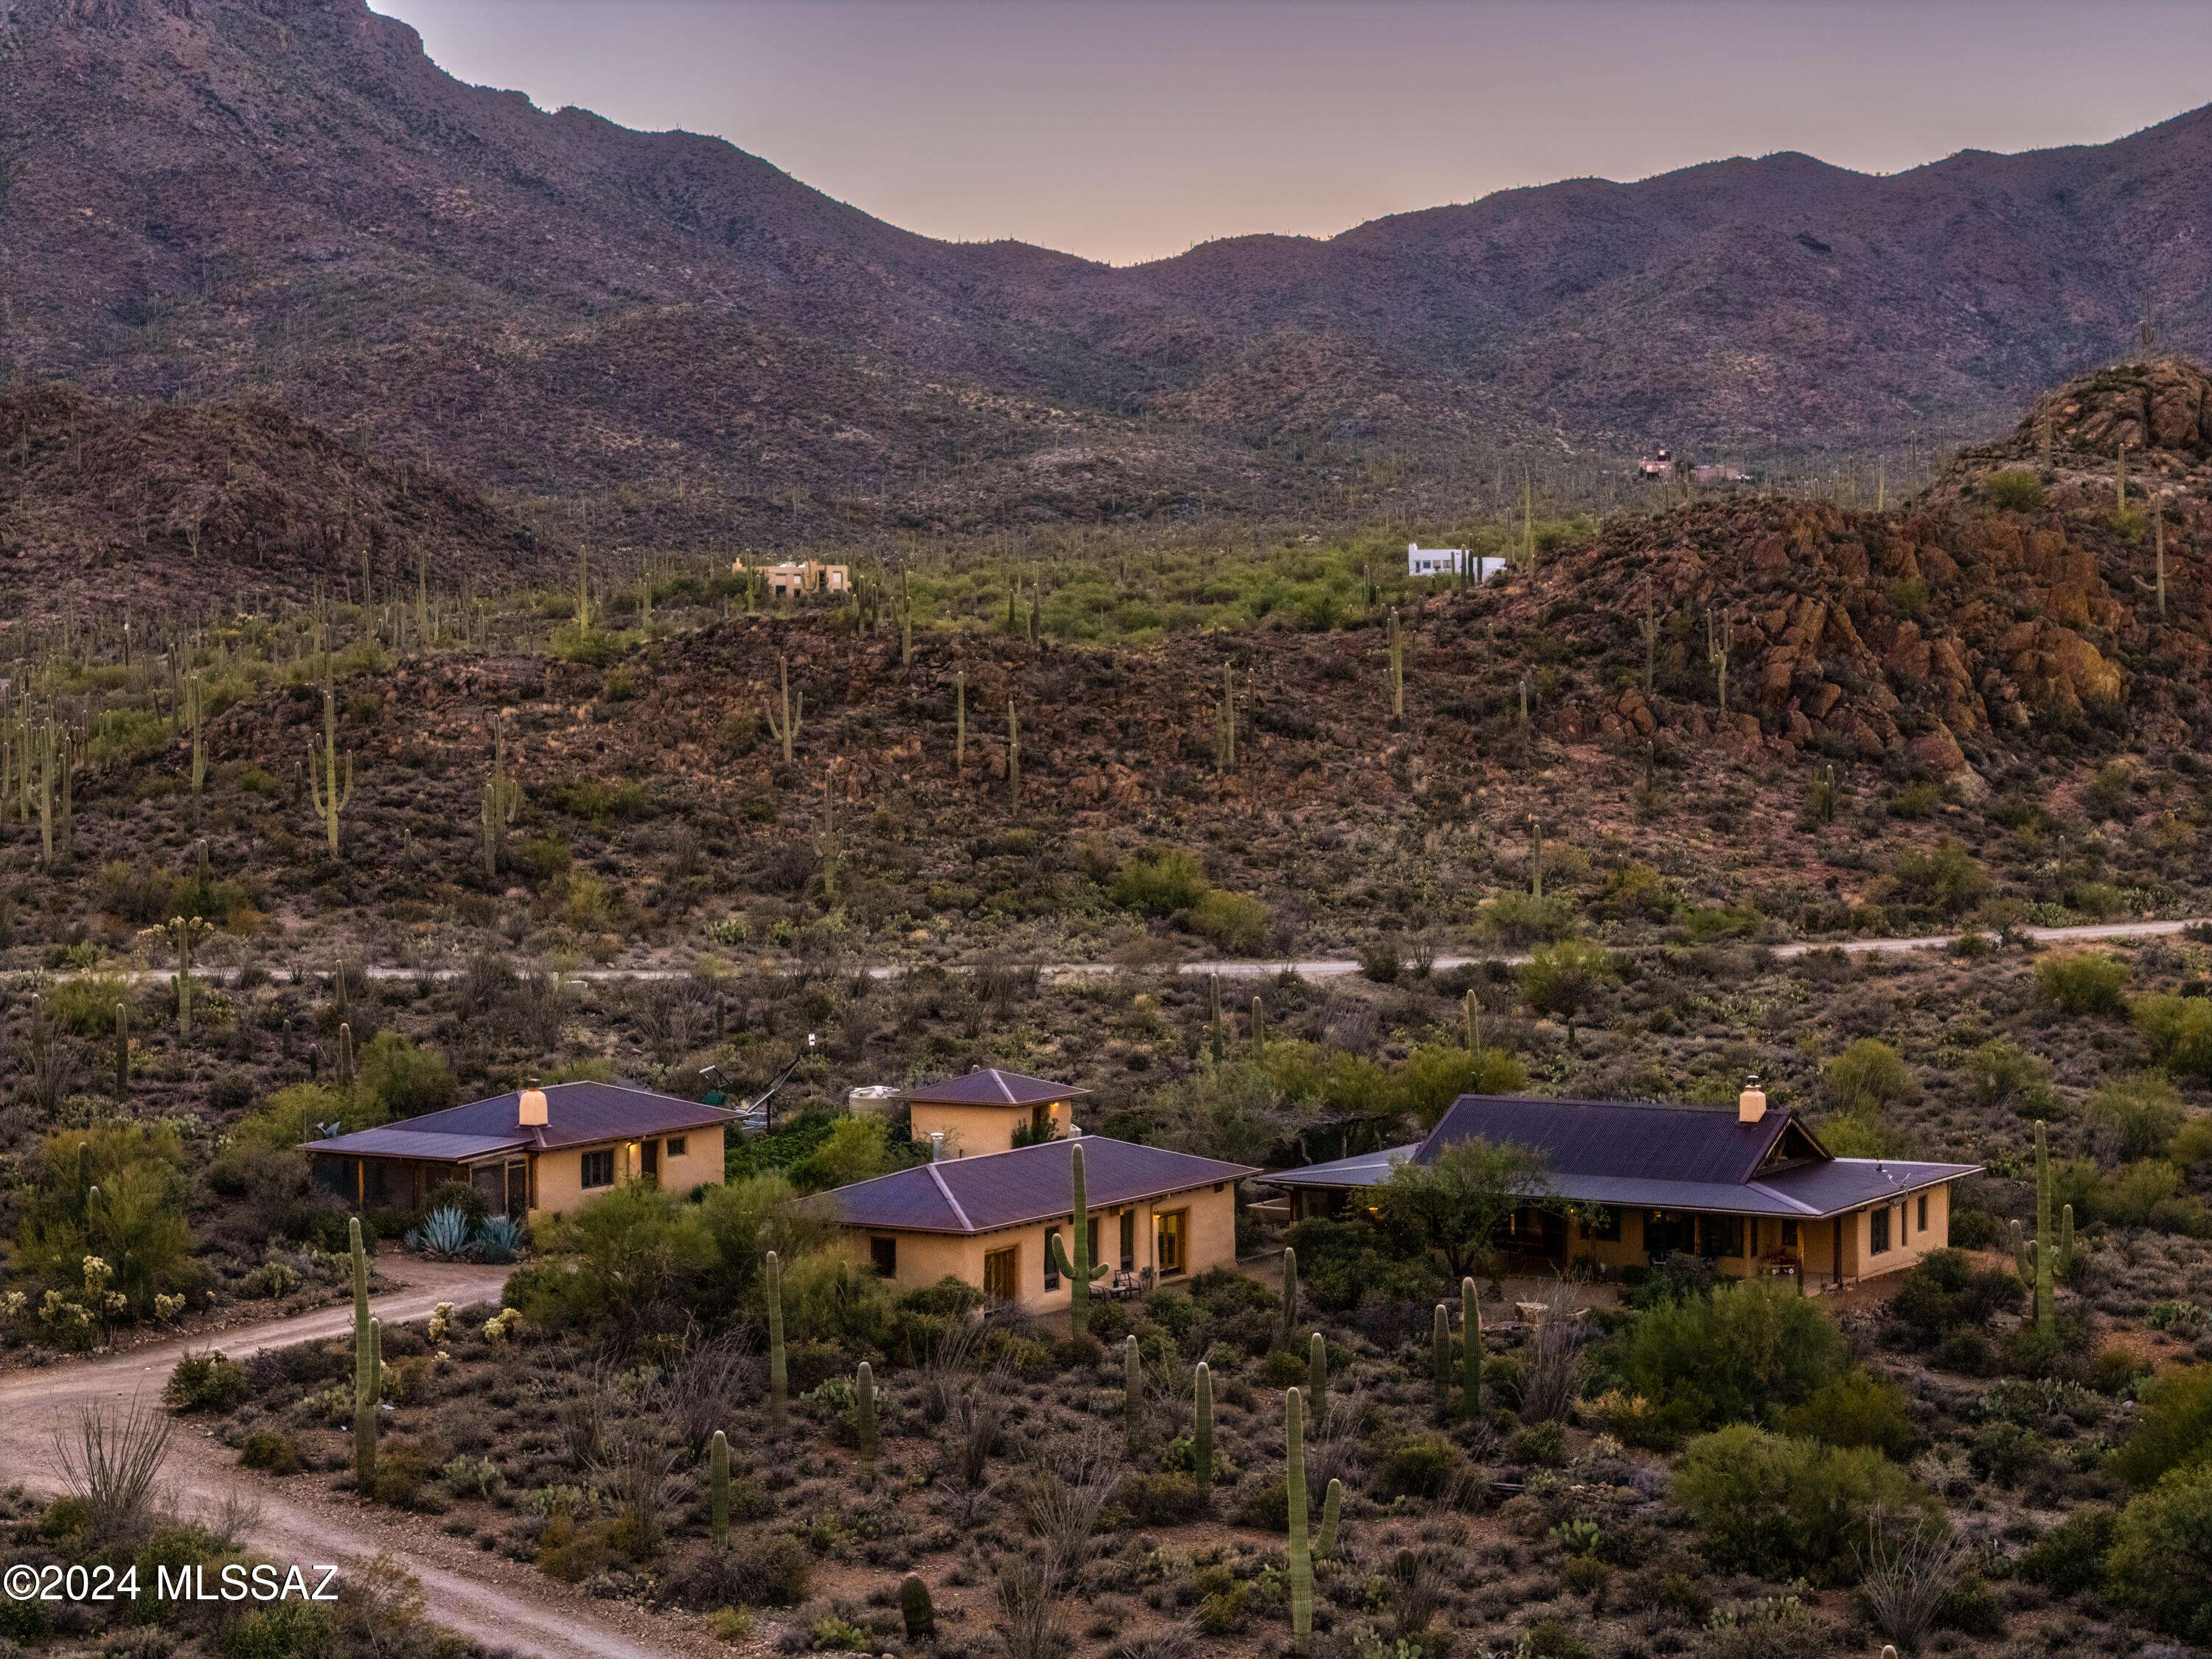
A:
1158,1209,1188,1276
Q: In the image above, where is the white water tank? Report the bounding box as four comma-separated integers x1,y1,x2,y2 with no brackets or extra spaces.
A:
847,1085,902,1117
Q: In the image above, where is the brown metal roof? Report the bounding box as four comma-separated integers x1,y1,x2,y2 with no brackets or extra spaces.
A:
899,1067,1090,1108
821,1135,1255,1234
302,1081,735,1161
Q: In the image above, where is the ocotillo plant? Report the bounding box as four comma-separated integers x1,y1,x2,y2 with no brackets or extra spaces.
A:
855,1362,878,1461
1124,1334,1143,1453
349,1217,380,1489
709,1430,731,1544
1286,1387,1314,1655
765,1249,789,1434
1307,1331,1328,1416
1431,1302,1452,1419
1193,1362,1214,1493
1278,1247,1298,1347
1045,1144,1109,1338
481,712,520,879
1315,1476,1343,1559
765,655,804,765
307,636,352,858
900,1575,936,1641
1461,1276,1483,1418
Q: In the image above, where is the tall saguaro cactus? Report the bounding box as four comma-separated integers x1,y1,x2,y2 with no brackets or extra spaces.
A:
1383,608,1405,719
1461,1277,1484,1418
308,639,352,857
709,1430,731,1545
765,1249,789,1434
1277,1246,1298,1348
1431,1302,1452,1420
1307,1331,1328,1416
855,1361,879,1461
186,670,207,829
1286,1386,1314,1655
765,655,804,765
2028,1121,2057,1334
349,1217,380,1490
481,711,520,879
1193,1362,1214,1494
1124,1334,1144,1454
1046,1144,1108,1338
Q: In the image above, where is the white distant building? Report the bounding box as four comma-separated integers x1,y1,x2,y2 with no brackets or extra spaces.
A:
1408,543,1507,582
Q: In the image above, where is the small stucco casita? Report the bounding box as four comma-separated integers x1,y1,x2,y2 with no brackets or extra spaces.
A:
1266,1085,1980,1290
819,1133,1256,1312
303,1081,734,1220
901,1067,1088,1159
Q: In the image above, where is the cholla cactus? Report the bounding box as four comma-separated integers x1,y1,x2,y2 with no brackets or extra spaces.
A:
427,1301,455,1343
483,1308,522,1343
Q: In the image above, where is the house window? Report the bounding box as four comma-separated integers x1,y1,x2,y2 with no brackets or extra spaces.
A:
580,1149,615,1190
1582,1206,1621,1243
1157,1209,1188,1276
1119,1209,1136,1270
1917,1192,1929,1232
1870,1206,1892,1254
984,1246,1019,1302
1088,1217,1100,1267
1781,1220,1799,1248
1703,1216,1744,1259
1043,1226,1062,1291
667,1136,687,1158
869,1237,897,1278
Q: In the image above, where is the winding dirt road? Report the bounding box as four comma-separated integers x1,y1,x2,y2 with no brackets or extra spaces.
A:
0,1262,712,1659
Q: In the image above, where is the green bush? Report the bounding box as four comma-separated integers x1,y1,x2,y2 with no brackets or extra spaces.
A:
1824,1039,1913,1113
165,1349,249,1412
2033,950,2129,1016
12,1124,196,1321
1983,468,2045,512
1375,1434,1467,1499
1614,1279,1845,1433
2107,1363,2212,1488
2105,1462,2212,1640
1191,888,1269,953
1481,890,1576,945
727,1530,813,1606
1110,849,1208,917
1772,1369,1916,1458
2086,1073,2186,1161
2015,1506,2118,1596
1112,1470,1203,1526
1672,1425,1943,1582
239,1431,305,1475
1887,838,1986,915
357,1032,457,1117
2135,994,2212,1079
215,1603,340,1659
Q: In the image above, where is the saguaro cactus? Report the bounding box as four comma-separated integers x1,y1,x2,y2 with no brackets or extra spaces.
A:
1315,1476,1343,1559
1006,698,1020,794
709,1429,731,1545
1384,608,1405,719
1193,1361,1214,1493
186,670,207,828
114,1000,131,1099
2031,1121,2056,1333
481,711,519,879
1046,1144,1109,1338
1431,1301,1452,1419
349,1217,380,1490
308,650,352,858
900,1576,936,1641
765,1250,789,1434
765,655,804,764
160,914,210,1042
1461,1276,1484,1418
1307,1331,1328,1416
1287,1387,1314,1654
1251,995,1266,1054
1124,1334,1143,1453
1208,973,1225,1066
953,667,967,769
1464,989,1481,1052
855,1361,878,1461
1214,663,1237,772
1278,1246,1298,1347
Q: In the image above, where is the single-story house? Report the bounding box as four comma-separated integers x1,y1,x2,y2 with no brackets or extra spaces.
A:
902,1066,1088,1158
731,557,849,599
1407,541,1507,582
1263,1085,1980,1290
302,1081,734,1221
818,1133,1256,1312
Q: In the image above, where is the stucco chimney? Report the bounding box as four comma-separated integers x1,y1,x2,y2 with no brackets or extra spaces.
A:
518,1083,549,1129
928,1131,945,1163
1738,1078,1767,1124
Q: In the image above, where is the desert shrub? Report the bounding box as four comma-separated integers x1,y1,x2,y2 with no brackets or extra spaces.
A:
363,1442,442,1509
215,1603,339,1659
535,1511,614,1582
1824,1039,1913,1113
1613,1279,1846,1432
1375,1434,1467,1499
1983,469,2045,512
229,1083,386,1152
1672,1425,1942,1582
1966,1040,2050,1111
165,1350,248,1413
2085,1073,2186,1161
1888,839,1986,916
784,1115,902,1193
726,1529,813,1605
357,1031,456,1117
238,1432,305,1475
508,1183,717,1329
2034,950,2129,1015
1772,1369,1917,1458
39,975,132,1037
1886,1249,2022,1353
2104,1462,2212,1640
2014,1506,2117,1597
1191,888,1269,953
1112,1471,1203,1526
1110,849,1208,917
11,1124,196,1320
2135,994,2212,1080
2107,1363,2212,1488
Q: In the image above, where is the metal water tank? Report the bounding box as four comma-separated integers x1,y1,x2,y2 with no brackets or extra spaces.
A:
846,1085,902,1117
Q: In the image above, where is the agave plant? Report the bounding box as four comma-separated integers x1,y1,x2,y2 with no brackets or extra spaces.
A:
476,1215,526,1264
407,1206,473,1260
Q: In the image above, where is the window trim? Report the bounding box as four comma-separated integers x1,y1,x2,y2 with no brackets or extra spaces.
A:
1157,1207,1189,1277
580,1148,616,1190
667,1135,687,1158
1869,1204,1892,1255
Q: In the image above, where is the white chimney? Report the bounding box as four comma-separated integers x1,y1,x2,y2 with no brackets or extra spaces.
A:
518,1085,549,1129
1738,1079,1767,1125
928,1131,945,1163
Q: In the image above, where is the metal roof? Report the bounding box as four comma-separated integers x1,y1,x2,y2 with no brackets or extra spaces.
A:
1411,1094,1809,1185
821,1135,1257,1235
302,1081,735,1161
900,1068,1090,1108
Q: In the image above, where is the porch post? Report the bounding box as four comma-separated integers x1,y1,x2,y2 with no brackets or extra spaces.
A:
1832,1216,1844,1287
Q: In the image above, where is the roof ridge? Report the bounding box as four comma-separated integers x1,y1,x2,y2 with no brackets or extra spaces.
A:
925,1161,975,1231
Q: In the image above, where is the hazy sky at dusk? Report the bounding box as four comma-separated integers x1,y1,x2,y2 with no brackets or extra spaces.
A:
373,0,2212,265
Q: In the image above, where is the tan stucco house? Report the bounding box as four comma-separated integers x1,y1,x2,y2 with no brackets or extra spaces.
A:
304,1081,734,1220
818,1133,1256,1312
1265,1086,1980,1290
902,1067,1087,1159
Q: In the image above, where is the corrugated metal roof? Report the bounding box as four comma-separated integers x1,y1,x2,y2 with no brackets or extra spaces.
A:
1413,1095,1795,1185
824,1135,1257,1234
301,1081,734,1160
900,1068,1090,1107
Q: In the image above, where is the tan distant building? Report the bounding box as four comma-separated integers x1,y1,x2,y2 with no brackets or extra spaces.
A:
818,1134,1256,1311
733,557,849,599
303,1082,732,1220
902,1067,1088,1158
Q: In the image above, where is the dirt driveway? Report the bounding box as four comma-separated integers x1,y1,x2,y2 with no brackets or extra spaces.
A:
0,1260,716,1659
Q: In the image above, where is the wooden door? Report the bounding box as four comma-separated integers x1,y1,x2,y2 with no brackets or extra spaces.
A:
984,1245,1019,1302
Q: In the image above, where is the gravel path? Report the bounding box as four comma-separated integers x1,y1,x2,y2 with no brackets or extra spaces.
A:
0,1262,714,1659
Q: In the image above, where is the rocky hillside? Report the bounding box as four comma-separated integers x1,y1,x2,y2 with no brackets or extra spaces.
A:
3,0,2210,544
0,381,568,623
